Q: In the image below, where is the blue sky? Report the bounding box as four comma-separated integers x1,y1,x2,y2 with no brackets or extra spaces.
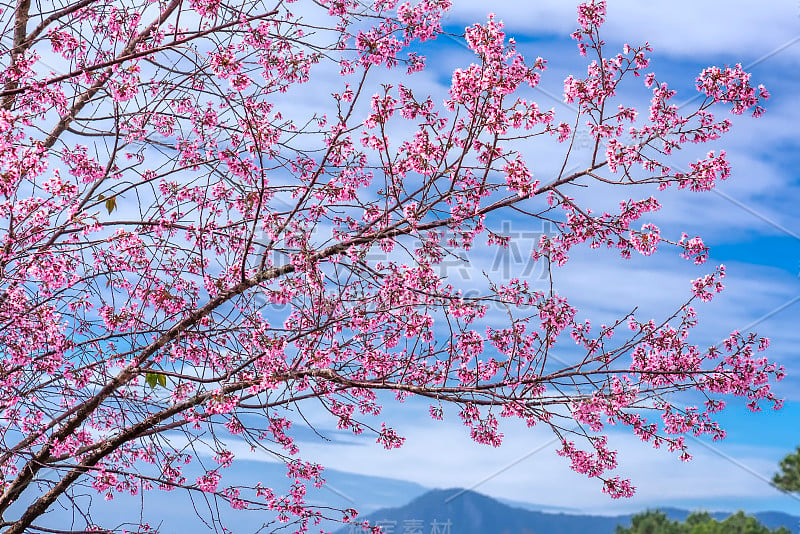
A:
235,0,800,521
24,1,800,530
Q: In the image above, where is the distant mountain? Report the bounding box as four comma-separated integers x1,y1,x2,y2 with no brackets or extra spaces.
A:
334,488,800,534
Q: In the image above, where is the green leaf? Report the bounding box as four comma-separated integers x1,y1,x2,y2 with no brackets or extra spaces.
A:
157,373,166,387
145,372,158,389
105,196,117,215
774,446,800,492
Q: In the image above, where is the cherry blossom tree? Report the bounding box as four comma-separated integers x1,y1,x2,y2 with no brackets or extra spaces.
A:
0,0,782,532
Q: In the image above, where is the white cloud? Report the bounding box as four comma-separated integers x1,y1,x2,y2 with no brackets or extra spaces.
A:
270,405,796,515
445,1,800,61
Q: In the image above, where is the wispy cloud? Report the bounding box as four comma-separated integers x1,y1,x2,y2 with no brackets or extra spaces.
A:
446,1,800,61
267,405,797,515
